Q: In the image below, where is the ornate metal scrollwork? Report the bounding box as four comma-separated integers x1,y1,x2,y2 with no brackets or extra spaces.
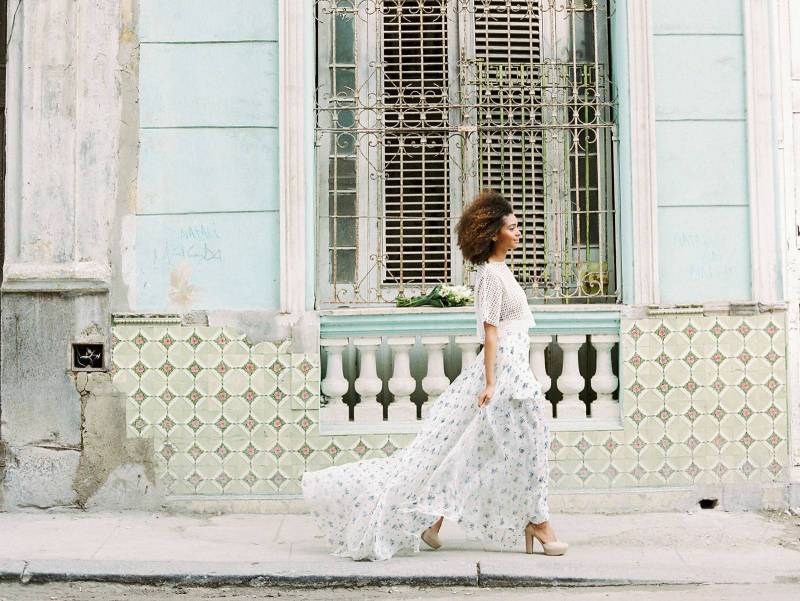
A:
317,0,618,306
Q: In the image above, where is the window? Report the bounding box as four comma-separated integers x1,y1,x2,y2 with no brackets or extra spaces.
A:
316,0,617,305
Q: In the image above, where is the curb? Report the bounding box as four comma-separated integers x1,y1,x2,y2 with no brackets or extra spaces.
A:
0,562,702,589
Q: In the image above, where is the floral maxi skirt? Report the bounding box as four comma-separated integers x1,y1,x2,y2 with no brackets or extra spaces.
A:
300,329,550,561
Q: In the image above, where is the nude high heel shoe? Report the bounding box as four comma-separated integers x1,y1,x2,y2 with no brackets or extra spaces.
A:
421,527,442,550
524,523,568,556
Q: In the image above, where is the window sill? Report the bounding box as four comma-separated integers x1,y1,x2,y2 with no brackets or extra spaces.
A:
318,303,623,316
319,305,623,337
319,417,624,435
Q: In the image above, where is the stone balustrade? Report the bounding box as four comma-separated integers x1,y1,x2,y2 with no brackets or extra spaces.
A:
320,332,620,433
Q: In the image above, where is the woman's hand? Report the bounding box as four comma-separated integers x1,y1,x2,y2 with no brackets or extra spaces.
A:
479,322,498,408
477,383,495,407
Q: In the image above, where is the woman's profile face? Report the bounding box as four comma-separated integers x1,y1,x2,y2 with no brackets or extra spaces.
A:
494,213,521,251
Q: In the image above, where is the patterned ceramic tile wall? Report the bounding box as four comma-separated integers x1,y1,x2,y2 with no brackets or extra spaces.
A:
586,314,789,489
111,314,789,497
111,325,415,496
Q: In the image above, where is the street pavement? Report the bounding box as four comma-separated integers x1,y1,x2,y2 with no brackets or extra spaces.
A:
0,509,799,588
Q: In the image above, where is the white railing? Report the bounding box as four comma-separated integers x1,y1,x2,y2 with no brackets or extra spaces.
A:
320,332,621,434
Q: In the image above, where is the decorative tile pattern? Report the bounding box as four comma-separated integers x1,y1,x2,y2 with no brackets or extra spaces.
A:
571,314,791,489
112,313,790,497
113,325,411,496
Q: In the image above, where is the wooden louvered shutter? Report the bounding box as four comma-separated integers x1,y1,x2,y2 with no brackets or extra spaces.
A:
470,0,546,284
381,0,451,285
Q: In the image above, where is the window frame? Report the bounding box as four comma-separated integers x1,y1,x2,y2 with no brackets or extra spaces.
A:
315,0,619,307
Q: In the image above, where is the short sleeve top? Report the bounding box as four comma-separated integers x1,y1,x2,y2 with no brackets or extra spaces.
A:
474,261,535,342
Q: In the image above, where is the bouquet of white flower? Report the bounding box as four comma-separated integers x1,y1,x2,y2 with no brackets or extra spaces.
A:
395,284,474,308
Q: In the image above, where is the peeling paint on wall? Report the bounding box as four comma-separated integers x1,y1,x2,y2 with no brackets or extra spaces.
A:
73,371,164,509
168,262,200,311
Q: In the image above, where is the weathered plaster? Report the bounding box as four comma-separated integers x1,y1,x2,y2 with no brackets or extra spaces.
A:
206,310,319,353
1,296,163,510
0,0,151,510
0,294,98,449
111,0,141,312
73,371,163,510
3,446,81,509
3,0,120,292
0,293,100,508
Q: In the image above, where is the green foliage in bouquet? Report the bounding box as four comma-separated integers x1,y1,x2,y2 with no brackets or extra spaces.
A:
395,284,474,308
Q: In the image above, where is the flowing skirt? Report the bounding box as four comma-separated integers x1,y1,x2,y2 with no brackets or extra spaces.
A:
301,328,550,561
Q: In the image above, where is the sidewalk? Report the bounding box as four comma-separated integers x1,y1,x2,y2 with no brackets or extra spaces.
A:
1,509,799,588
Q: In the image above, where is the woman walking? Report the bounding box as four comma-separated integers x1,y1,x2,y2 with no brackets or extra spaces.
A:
301,190,567,561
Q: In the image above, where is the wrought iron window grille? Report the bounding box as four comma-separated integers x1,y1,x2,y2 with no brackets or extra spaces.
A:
316,0,619,306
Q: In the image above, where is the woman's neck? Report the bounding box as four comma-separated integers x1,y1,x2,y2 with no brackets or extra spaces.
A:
488,248,508,263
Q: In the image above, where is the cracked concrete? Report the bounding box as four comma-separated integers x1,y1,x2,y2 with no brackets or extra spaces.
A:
73,372,163,510
0,294,161,511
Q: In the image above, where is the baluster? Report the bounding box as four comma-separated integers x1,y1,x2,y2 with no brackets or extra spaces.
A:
320,339,350,423
354,337,384,423
589,334,619,418
530,334,554,419
455,335,480,372
420,336,450,419
556,334,587,419
387,337,418,421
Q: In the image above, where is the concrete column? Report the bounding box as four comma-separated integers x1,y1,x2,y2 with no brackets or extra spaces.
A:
1,1,122,508
279,0,311,317
627,0,659,306
775,0,800,508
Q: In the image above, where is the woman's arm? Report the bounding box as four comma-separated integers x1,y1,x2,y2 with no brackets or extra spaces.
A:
477,322,498,407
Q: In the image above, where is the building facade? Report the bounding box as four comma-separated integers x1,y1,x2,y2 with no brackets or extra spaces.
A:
1,0,799,513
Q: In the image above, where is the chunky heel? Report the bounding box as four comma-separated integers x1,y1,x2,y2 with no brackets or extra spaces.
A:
421,527,442,550
524,523,568,556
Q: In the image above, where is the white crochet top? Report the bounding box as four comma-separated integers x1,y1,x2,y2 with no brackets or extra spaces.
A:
474,261,536,342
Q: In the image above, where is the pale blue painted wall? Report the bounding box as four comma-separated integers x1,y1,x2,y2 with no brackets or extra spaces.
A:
136,0,280,311
652,0,751,303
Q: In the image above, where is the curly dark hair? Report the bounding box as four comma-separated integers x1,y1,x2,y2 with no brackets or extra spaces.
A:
456,190,514,264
